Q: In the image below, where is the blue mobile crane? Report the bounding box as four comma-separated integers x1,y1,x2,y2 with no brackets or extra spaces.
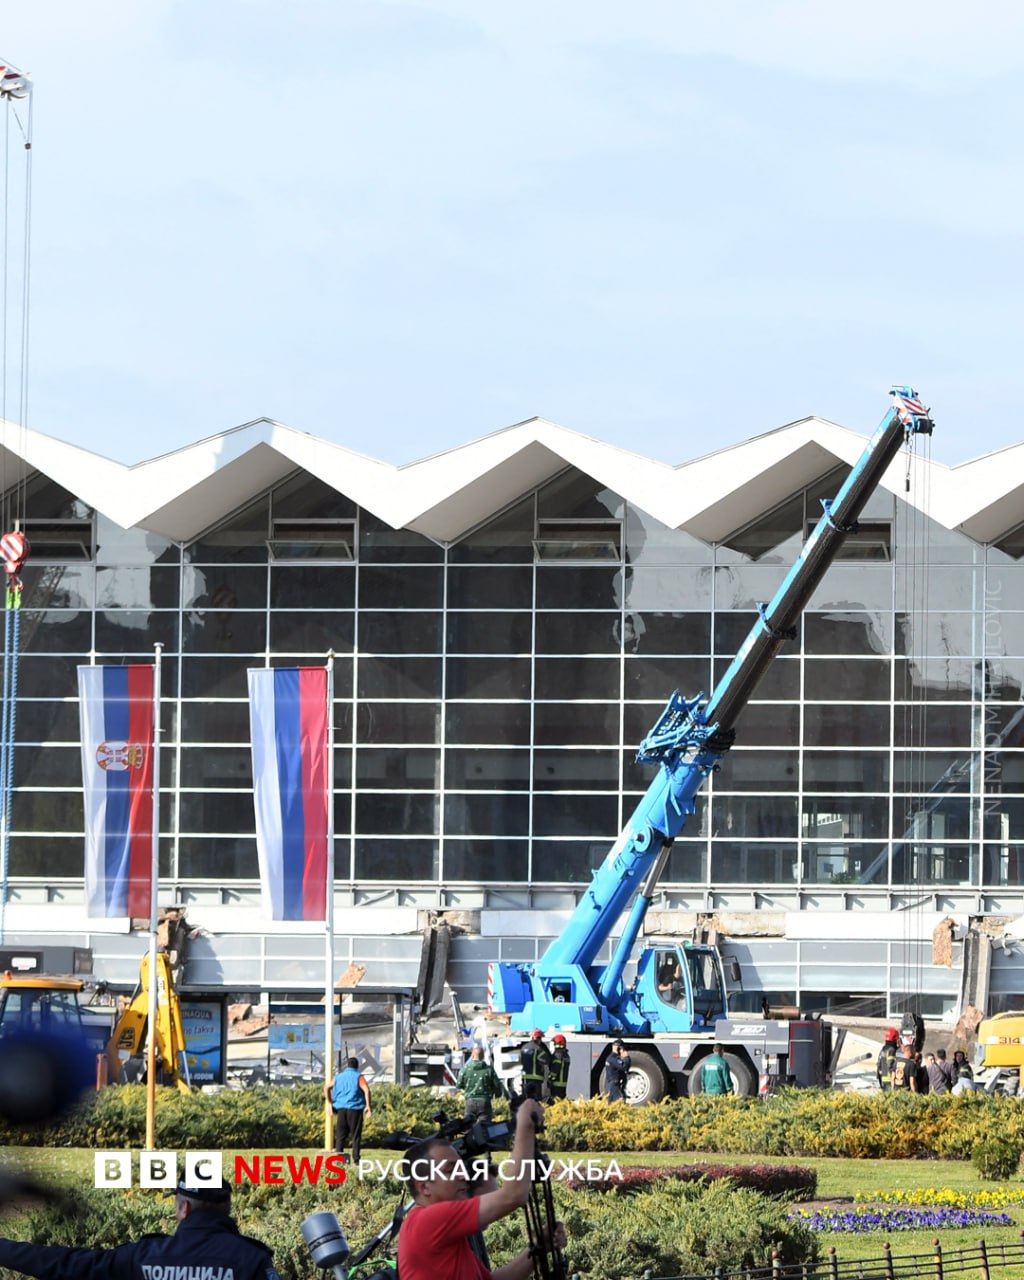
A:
489,388,934,1100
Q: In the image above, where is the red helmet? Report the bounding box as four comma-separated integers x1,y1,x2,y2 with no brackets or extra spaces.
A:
531,1029,544,1040
552,1034,567,1046
884,1028,899,1042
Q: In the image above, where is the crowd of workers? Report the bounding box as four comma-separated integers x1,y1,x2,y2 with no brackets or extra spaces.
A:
876,1027,976,1094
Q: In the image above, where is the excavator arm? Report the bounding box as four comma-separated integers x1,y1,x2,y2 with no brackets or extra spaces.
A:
103,952,191,1093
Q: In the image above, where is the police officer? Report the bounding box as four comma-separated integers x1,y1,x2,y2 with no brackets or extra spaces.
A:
604,1039,631,1102
548,1034,571,1101
0,1177,279,1280
520,1029,551,1100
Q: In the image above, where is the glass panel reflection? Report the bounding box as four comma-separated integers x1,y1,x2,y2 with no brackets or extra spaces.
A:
533,703,620,746
444,793,529,836
711,842,799,884
536,658,618,701
535,567,623,611
445,702,529,745
358,657,441,699
356,793,439,835
448,657,532,699
533,793,618,837
804,659,890,701
801,795,890,839
802,843,889,885
534,749,619,790
447,566,533,609
713,795,798,838
623,566,713,611
444,840,528,881
445,748,530,790
354,839,438,880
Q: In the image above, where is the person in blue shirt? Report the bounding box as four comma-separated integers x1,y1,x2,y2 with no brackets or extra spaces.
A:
324,1056,373,1164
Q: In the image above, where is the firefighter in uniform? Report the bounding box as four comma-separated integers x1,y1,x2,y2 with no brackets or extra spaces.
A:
876,1027,899,1092
547,1033,571,1101
520,1029,551,1100
0,1178,279,1280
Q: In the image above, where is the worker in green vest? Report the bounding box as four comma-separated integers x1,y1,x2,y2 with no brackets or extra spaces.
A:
455,1046,502,1121
700,1044,733,1096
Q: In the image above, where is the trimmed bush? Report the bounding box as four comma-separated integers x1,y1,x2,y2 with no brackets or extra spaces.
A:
7,1081,1024,1164
972,1137,1023,1181
565,1162,816,1199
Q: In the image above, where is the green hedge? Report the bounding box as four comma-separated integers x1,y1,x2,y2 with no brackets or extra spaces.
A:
0,1083,451,1150
5,1083,1023,1161
542,1090,1024,1159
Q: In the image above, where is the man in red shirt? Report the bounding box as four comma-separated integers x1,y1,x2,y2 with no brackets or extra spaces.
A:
397,1098,557,1280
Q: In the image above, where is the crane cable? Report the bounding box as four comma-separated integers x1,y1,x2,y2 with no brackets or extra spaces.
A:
0,59,32,943
896,414,932,1035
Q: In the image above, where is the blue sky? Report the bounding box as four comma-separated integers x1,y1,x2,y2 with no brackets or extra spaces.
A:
2,1,1021,468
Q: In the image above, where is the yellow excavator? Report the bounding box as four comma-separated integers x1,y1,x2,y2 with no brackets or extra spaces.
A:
0,952,191,1093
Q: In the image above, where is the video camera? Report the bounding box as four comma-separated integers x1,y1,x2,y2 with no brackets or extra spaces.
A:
431,1109,515,1161
377,1106,518,1170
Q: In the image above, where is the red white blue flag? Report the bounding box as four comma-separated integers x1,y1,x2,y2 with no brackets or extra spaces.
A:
248,667,329,921
78,665,155,917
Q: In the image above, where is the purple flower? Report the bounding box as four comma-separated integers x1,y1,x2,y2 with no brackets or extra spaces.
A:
789,1207,1013,1234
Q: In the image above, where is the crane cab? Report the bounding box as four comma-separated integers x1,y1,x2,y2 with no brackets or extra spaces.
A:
634,945,730,1034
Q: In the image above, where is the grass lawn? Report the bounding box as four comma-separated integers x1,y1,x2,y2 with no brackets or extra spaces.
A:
605,1150,1024,1266
3,1147,1023,1271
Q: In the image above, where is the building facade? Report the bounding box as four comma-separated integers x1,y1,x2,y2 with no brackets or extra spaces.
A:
2,411,1023,1022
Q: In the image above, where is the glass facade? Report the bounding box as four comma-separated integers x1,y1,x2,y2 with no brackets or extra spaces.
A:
7,462,1024,1012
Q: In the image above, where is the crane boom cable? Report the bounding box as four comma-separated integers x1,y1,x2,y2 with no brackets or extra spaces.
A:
0,59,32,944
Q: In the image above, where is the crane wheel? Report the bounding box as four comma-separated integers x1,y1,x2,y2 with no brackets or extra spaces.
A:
623,1050,668,1105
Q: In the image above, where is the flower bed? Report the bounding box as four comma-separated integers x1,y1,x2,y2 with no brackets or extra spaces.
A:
857,1186,1024,1209
790,1207,1014,1233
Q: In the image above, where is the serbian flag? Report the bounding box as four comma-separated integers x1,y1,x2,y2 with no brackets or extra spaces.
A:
78,665,155,917
248,667,329,920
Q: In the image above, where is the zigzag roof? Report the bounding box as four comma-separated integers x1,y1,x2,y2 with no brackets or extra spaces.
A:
0,414,1020,547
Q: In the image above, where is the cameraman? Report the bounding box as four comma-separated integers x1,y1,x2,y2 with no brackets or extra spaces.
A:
397,1098,560,1280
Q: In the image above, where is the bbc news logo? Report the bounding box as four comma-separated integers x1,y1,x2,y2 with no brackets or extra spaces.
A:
94,1151,349,1189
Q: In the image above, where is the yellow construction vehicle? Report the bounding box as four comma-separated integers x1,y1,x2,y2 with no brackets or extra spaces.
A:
974,1010,1024,1093
0,953,191,1093
101,952,191,1093
0,972,88,1037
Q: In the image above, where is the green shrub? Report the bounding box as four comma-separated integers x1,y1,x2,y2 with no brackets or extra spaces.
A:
565,1162,816,1199
0,1175,817,1280
8,1081,1024,1164
972,1137,1023,1181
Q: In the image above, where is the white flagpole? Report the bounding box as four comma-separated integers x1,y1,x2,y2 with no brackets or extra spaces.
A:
145,644,162,1150
323,651,336,1152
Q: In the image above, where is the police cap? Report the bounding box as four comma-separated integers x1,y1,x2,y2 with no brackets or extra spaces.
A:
175,1177,232,1204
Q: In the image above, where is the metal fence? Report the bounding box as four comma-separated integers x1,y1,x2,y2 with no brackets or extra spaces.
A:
644,1233,1024,1280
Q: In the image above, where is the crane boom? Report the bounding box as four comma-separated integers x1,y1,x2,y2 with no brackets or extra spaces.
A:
490,387,933,1038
